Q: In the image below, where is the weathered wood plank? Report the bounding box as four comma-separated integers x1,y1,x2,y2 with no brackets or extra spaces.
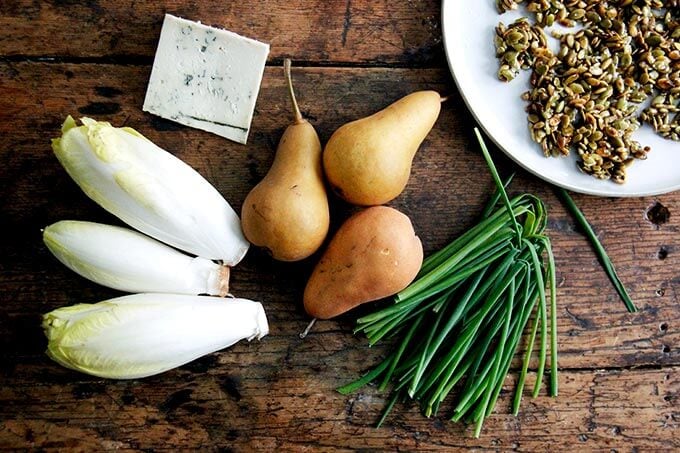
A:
0,62,678,373
0,0,443,65
0,362,677,450
2,1,678,449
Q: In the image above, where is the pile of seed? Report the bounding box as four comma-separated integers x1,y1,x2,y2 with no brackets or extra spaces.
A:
494,0,679,183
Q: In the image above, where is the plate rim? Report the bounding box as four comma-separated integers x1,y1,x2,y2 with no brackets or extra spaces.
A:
440,0,680,198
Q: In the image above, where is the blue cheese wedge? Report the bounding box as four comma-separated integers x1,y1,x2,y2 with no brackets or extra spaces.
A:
143,14,269,144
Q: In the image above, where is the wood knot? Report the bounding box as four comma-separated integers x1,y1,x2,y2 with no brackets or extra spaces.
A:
646,202,670,226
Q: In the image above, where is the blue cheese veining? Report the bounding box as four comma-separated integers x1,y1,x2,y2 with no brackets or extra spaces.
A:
143,14,270,144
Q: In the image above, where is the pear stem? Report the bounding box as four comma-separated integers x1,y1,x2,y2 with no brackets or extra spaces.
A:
440,95,451,103
299,318,317,339
284,59,304,124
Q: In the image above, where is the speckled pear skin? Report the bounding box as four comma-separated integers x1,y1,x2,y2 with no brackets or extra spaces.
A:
323,91,441,206
304,206,423,319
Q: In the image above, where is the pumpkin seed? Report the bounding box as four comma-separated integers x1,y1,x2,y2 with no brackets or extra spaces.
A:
493,0,679,183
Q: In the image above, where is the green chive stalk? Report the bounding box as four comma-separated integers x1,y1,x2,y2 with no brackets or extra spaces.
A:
555,188,637,313
338,129,558,437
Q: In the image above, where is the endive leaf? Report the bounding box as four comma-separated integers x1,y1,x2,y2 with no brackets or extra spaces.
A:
43,294,269,379
43,220,230,296
52,116,249,265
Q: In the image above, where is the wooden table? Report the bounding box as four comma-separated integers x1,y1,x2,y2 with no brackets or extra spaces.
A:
1,1,678,450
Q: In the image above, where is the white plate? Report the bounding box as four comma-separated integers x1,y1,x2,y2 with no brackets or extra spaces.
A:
441,0,680,197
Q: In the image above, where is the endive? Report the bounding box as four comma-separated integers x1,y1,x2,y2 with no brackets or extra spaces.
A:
52,116,249,266
43,294,269,379
43,220,230,296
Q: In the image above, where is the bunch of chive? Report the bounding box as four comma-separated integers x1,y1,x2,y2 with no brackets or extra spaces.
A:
338,129,558,437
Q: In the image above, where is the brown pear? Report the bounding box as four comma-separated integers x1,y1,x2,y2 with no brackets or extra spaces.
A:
303,206,423,320
241,60,329,261
323,90,442,206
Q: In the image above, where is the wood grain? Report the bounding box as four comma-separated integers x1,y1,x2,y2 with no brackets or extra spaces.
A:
1,361,677,450
0,0,443,66
1,62,678,373
0,0,679,446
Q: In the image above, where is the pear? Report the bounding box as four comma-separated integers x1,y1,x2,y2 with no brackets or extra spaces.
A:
241,60,330,262
303,206,423,320
323,91,442,206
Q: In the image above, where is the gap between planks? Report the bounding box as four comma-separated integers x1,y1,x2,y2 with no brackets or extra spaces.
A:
0,54,443,69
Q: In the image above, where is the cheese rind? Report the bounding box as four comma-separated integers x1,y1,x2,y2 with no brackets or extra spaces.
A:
143,14,270,144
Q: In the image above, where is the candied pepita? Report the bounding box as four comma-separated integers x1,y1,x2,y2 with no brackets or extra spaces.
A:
493,0,679,184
